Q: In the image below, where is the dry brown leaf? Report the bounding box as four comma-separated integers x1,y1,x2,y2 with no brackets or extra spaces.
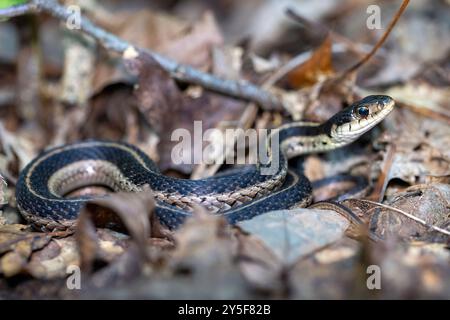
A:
385,81,450,123
128,54,247,173
157,11,223,71
75,186,157,274
0,224,51,277
92,9,223,93
368,240,450,298
26,237,79,279
126,54,181,135
369,184,450,241
373,109,450,193
289,238,364,299
170,207,235,275
235,230,284,292
81,86,140,142
86,243,143,290
287,35,334,88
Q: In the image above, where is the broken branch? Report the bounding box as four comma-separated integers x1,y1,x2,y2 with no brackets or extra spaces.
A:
0,0,284,111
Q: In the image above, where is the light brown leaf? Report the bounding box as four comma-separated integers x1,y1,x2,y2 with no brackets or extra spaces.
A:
75,186,158,274
287,35,334,88
0,224,51,277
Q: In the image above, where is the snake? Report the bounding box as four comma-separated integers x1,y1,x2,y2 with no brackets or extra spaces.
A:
15,95,394,231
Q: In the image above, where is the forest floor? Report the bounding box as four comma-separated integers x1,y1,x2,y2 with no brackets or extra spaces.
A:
0,0,449,299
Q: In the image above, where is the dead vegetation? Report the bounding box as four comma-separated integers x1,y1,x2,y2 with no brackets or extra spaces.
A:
0,0,449,299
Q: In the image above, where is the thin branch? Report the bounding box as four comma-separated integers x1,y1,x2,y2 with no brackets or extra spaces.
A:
338,0,410,79
0,0,284,111
0,3,35,18
360,199,450,237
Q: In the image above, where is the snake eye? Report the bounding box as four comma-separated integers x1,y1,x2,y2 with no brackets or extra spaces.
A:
357,106,369,117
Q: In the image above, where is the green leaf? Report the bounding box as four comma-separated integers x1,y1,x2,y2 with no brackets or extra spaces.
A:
0,0,28,10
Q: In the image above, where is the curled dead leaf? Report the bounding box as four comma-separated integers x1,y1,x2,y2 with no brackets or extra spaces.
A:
234,230,285,293
75,186,158,274
0,224,51,277
170,205,234,275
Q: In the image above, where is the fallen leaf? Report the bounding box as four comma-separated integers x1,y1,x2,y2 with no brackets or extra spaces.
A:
237,208,350,265
26,237,79,279
287,35,334,88
369,184,450,241
385,81,450,122
235,230,285,293
92,9,223,93
158,11,223,71
128,53,247,174
75,186,157,274
0,224,51,277
170,207,234,275
368,240,450,298
289,238,364,299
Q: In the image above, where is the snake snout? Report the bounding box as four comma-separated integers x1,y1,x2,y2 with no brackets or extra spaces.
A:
375,95,395,113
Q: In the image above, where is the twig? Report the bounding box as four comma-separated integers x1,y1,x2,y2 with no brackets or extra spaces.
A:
0,0,284,111
394,100,450,125
0,3,36,18
338,0,410,79
360,199,450,237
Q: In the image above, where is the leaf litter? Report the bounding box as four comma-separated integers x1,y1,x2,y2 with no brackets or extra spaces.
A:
0,0,449,299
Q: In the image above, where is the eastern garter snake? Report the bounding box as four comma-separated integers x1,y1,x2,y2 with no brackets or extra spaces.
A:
15,95,394,231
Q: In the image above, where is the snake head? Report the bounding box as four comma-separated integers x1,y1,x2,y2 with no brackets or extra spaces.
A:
327,95,395,146
352,95,394,121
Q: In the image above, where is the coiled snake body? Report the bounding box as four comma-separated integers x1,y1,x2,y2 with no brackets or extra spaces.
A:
16,95,394,230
